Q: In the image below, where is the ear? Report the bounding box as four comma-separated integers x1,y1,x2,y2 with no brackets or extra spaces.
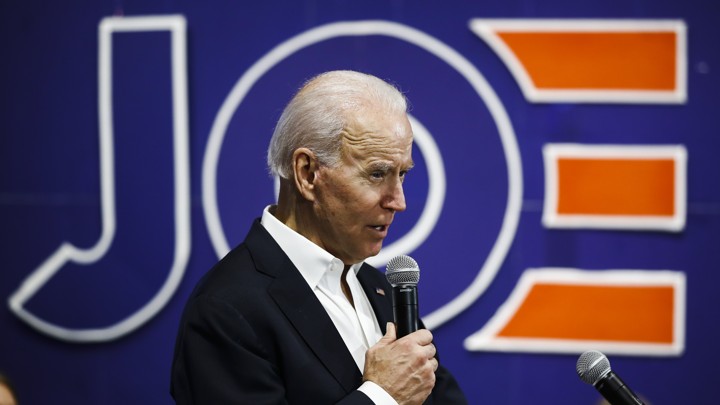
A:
292,148,320,202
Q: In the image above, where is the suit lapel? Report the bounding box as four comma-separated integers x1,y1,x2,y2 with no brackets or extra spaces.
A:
356,263,394,334
244,221,363,393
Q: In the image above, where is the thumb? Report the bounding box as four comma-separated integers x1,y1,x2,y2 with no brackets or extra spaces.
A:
378,322,397,345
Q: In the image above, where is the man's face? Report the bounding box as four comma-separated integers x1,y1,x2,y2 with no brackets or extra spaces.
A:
310,107,414,265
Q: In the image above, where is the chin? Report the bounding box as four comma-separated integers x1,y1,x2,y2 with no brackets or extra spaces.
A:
365,246,384,260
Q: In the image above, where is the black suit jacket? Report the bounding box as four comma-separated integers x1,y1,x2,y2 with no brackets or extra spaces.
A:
171,220,466,404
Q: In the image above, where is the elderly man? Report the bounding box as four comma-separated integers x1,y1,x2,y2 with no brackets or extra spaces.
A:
171,70,466,404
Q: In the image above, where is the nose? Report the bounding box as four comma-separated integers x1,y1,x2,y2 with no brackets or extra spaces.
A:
382,177,406,212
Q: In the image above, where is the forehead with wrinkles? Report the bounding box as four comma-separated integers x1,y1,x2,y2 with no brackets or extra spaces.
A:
340,107,413,156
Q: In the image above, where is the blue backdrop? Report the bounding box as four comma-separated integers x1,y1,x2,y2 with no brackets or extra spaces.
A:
1,1,719,404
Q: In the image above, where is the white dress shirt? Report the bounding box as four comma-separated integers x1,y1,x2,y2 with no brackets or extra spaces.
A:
261,206,397,405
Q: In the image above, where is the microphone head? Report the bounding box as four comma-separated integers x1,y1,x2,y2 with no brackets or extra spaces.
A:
576,350,612,386
385,255,420,287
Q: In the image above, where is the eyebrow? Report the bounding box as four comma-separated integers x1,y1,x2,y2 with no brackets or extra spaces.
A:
367,161,415,172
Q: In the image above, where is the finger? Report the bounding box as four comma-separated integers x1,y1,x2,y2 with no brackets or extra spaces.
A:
427,343,437,359
408,328,433,345
379,322,396,344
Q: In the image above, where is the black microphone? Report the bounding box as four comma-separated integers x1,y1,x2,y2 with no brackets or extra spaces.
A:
576,350,645,405
385,255,420,338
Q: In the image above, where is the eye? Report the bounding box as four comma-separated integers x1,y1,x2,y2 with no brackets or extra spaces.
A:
371,171,385,180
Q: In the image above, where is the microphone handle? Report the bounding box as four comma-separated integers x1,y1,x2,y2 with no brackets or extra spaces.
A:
392,285,418,338
596,372,644,405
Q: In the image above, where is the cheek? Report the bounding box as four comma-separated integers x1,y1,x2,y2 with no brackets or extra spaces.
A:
344,187,379,213
319,171,379,216
328,180,370,207
327,190,375,228
319,185,360,221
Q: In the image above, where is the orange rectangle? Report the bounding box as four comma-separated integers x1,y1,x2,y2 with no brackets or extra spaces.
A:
470,19,687,103
498,283,675,343
543,144,686,231
557,158,675,216
498,32,677,90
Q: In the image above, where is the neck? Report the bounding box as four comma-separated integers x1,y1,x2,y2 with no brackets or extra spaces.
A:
274,179,318,245
341,266,354,307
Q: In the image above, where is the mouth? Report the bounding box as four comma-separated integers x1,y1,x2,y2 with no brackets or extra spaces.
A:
368,224,389,236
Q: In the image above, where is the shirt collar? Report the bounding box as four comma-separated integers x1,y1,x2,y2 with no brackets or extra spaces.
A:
261,205,363,289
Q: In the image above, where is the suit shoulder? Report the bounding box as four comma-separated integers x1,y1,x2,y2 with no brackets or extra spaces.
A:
190,242,269,301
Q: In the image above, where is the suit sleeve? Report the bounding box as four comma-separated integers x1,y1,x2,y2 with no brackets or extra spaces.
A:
428,362,468,404
170,294,375,405
418,319,468,405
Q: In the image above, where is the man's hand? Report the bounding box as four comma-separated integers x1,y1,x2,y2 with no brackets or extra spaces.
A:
363,322,439,405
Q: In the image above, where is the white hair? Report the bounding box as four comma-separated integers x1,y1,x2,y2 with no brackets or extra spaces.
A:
267,70,409,179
